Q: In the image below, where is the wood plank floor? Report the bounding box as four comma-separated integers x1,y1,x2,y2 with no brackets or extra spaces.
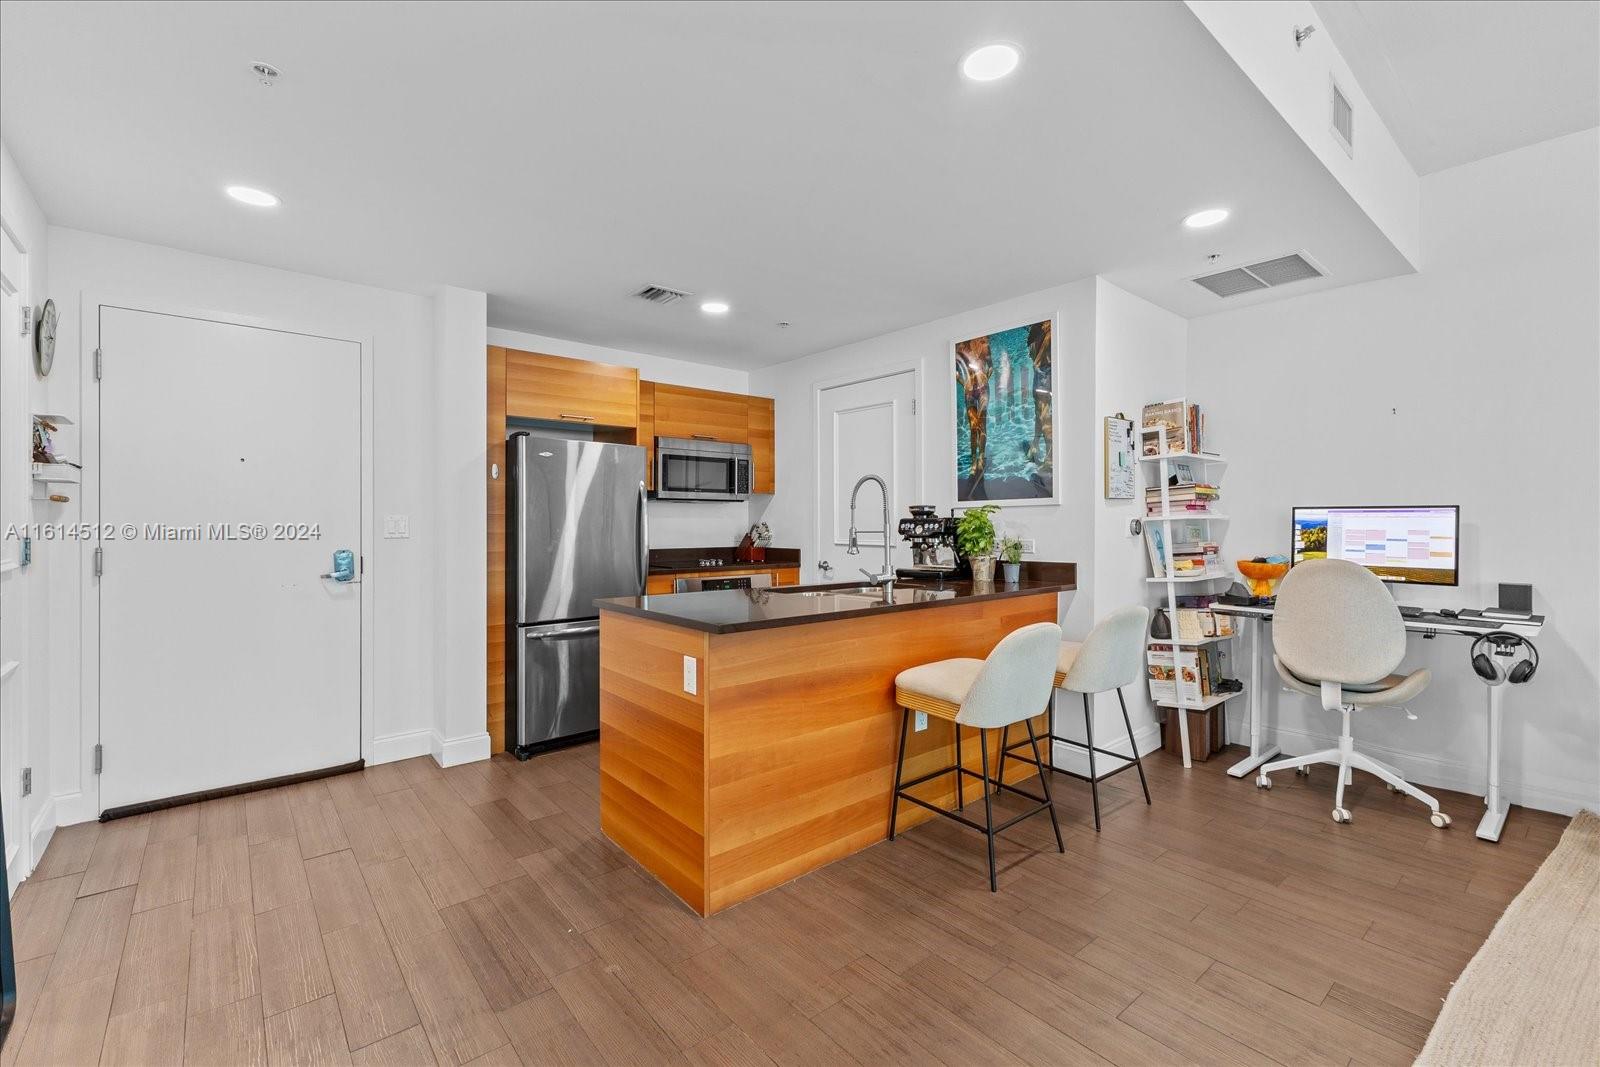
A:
3,743,1566,1066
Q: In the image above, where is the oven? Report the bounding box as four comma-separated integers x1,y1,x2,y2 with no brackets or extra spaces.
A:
673,573,774,593
654,437,753,501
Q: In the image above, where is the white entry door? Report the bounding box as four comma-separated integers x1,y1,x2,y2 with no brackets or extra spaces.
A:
98,307,362,812
815,370,918,581
1,231,29,886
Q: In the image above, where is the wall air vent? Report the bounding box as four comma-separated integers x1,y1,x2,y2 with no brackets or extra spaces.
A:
633,284,692,305
1192,253,1324,298
1330,77,1354,156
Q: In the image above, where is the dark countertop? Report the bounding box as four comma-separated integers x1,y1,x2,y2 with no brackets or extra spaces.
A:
596,575,1074,635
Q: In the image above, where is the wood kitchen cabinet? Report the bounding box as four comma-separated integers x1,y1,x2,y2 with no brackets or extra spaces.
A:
652,383,750,442
638,381,657,490
746,395,775,495
505,349,639,427
643,565,800,595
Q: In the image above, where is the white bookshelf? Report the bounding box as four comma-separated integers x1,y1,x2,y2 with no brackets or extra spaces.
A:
1141,445,1236,769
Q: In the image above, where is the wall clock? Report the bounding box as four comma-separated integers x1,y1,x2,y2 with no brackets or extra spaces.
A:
34,298,57,377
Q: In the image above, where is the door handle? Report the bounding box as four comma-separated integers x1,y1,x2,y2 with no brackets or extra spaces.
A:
638,480,649,594
526,624,600,641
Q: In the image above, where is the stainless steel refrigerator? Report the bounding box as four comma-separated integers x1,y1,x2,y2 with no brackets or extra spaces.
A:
508,433,648,758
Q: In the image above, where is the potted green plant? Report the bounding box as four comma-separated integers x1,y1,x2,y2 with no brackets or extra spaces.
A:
956,504,1000,582
999,535,1024,584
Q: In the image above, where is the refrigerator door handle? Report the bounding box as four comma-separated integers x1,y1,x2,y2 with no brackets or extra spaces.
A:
525,623,601,641
637,480,649,595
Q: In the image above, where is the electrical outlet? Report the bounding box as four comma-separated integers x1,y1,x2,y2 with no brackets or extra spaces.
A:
383,514,410,539
683,655,698,695
914,711,928,732
1018,538,1036,554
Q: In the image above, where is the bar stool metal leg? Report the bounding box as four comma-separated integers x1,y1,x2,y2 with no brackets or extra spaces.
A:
955,724,965,811
1026,717,1064,852
1083,693,1101,831
889,706,910,841
978,727,997,892
1117,687,1151,805
996,723,1011,796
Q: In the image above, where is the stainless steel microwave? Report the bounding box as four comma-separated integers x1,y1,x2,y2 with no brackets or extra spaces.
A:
654,437,753,501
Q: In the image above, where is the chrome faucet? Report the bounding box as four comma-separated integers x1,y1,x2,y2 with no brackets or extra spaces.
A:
846,474,894,597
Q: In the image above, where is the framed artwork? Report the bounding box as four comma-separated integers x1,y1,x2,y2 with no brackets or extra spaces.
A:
953,316,1058,504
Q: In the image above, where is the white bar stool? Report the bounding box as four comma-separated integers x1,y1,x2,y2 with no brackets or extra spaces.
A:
1006,606,1151,831
889,622,1064,891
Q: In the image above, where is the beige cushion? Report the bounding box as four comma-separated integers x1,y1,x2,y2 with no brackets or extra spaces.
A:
1275,656,1432,707
1053,641,1082,686
895,658,984,707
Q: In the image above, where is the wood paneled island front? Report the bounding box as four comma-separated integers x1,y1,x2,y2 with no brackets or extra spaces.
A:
596,570,1076,915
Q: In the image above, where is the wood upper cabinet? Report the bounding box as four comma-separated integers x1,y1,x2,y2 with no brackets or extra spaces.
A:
652,383,750,442
746,395,775,495
505,349,638,428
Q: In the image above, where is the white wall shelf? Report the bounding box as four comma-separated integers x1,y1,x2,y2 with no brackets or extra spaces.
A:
1140,451,1226,464
1145,571,1229,584
1147,512,1229,522
1155,690,1242,712
32,413,74,426
31,462,80,484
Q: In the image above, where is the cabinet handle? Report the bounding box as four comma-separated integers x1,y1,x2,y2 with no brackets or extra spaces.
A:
560,413,597,422
690,434,717,440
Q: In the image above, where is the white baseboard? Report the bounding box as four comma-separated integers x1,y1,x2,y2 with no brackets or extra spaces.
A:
28,796,58,874
432,730,491,768
1259,722,1595,817
1051,723,1163,779
370,729,434,765
52,790,96,828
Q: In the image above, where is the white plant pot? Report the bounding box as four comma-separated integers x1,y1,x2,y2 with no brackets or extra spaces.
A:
1001,562,1021,584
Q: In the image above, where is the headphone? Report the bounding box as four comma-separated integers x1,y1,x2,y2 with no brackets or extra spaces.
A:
1471,631,1539,685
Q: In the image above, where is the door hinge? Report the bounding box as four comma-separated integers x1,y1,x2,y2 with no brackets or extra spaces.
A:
20,767,31,797
93,744,103,775
21,306,33,336
94,545,104,577
94,346,103,381
911,397,918,414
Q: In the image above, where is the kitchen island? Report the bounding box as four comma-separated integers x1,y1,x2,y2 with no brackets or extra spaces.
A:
596,568,1076,915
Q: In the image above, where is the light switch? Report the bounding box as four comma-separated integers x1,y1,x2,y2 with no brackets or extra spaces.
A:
383,514,410,539
1018,538,1037,554
914,711,928,732
683,655,698,695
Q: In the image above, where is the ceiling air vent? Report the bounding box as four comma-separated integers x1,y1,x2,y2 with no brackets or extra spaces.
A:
633,284,692,305
1192,253,1324,298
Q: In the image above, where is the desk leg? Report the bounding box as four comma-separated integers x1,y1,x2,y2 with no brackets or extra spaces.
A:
1229,616,1280,778
1476,683,1509,842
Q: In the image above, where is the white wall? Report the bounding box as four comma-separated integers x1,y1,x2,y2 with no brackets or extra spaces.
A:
1,140,54,885
44,227,446,822
487,326,756,550
1189,128,1600,814
750,278,1098,632
1185,0,1421,267
1087,280,1190,762
434,287,490,766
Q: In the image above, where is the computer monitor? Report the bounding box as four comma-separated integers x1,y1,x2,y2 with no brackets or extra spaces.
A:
1291,505,1459,587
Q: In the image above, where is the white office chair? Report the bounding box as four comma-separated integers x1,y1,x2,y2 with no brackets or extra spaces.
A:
1255,559,1450,827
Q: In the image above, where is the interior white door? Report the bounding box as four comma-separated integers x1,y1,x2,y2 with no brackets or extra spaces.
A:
0,236,27,886
815,370,918,582
98,307,361,811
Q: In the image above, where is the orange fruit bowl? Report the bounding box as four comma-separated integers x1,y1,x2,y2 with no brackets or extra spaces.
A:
1236,560,1290,598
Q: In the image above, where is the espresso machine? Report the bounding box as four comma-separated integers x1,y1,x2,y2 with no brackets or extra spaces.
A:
896,505,971,583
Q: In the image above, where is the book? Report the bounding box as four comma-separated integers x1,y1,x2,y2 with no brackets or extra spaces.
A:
1140,399,1188,455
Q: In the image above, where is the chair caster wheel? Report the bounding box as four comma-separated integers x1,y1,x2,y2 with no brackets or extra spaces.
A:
1295,766,1310,777
1256,774,1271,789
1431,811,1452,828
1332,808,1352,823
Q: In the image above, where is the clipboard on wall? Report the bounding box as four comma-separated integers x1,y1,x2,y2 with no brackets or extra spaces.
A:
1104,414,1136,499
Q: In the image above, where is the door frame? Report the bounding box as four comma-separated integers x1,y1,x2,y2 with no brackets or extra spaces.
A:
70,292,375,823
0,218,33,886
809,360,924,580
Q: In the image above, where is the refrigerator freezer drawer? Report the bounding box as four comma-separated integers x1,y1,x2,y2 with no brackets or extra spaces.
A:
516,623,601,752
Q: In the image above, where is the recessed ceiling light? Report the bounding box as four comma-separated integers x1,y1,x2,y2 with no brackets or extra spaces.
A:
700,301,730,315
226,185,280,208
961,43,1021,82
1184,208,1229,228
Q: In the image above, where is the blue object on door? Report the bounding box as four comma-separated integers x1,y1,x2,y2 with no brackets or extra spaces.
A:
331,549,355,582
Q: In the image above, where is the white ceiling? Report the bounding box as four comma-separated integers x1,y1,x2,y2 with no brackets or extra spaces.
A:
2,1,1412,368
1313,0,1600,175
